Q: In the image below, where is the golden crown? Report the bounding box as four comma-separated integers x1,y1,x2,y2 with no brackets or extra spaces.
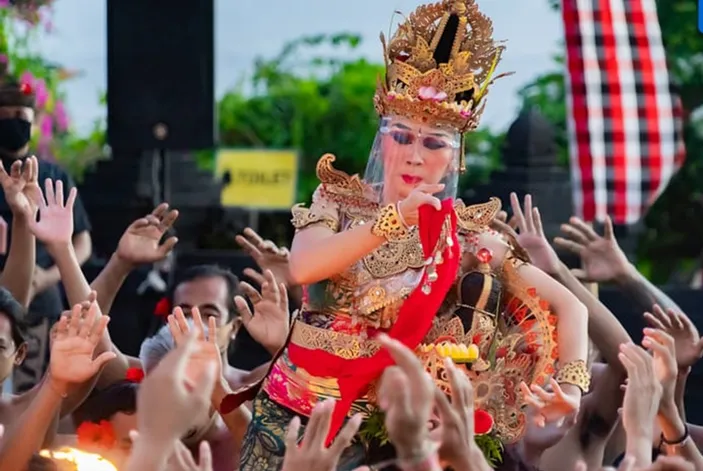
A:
374,0,509,133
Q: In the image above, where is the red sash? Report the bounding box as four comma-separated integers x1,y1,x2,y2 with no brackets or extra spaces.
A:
288,199,460,444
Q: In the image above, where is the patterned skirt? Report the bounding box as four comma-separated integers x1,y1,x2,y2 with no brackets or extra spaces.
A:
239,391,373,470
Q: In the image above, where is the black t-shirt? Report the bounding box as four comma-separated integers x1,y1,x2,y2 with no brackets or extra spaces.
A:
0,156,92,320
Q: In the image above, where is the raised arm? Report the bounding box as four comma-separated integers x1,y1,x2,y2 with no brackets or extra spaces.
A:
289,183,442,285
0,157,39,307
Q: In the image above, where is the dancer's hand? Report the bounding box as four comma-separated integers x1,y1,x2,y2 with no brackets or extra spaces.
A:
281,400,362,471
397,183,444,226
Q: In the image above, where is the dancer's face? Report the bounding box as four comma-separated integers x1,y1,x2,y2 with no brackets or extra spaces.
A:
381,117,456,199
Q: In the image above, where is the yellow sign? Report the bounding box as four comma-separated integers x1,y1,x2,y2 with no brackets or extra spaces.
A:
216,149,298,210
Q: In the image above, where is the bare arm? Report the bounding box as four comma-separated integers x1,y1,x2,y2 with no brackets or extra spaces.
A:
0,214,34,307
615,264,682,313
0,378,64,471
289,224,384,285
554,262,630,367
519,263,589,385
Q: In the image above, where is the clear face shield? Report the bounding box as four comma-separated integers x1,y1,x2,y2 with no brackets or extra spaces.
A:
363,116,461,204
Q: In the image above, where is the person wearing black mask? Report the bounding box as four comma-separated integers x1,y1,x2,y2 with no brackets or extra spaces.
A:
0,74,92,394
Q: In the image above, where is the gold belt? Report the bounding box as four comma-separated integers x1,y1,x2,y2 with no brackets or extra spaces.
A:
290,322,381,360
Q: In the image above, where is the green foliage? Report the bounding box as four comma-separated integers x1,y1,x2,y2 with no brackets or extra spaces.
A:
0,4,106,180
475,433,504,468
520,0,703,281
357,408,390,447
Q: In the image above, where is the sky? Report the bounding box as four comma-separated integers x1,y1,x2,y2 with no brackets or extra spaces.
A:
34,0,564,135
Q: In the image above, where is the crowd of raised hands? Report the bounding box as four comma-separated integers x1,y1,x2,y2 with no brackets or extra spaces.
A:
0,156,700,471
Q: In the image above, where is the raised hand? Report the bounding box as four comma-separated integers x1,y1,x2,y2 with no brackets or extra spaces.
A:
167,306,222,385
618,343,662,439
397,183,444,226
116,203,179,266
575,455,694,471
520,378,580,428
554,215,631,283
168,439,213,471
644,305,703,370
505,192,561,275
0,155,40,218
29,178,76,246
377,333,435,459
433,358,489,471
281,400,362,471
49,301,116,390
234,270,290,355
235,227,292,287
136,332,217,447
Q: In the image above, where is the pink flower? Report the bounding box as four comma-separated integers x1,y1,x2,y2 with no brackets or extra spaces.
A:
418,86,448,102
54,100,69,132
39,114,53,139
19,71,35,88
34,78,48,108
0,0,10,8
0,55,8,64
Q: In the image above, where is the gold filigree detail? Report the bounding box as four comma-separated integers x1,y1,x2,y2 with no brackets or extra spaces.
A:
555,360,591,393
290,321,381,360
371,204,410,242
291,204,339,232
362,230,426,279
315,154,376,205
454,197,501,232
375,0,512,132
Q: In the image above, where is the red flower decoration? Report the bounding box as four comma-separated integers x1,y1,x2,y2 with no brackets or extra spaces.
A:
19,82,32,95
76,420,116,449
154,297,171,318
474,409,494,435
125,367,144,383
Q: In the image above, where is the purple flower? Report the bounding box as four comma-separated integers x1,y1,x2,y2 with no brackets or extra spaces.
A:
54,100,69,132
34,78,48,108
39,113,53,139
0,0,10,8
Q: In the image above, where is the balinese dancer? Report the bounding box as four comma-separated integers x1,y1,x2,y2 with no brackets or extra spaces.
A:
229,0,590,469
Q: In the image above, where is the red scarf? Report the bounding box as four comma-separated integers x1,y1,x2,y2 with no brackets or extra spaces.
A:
288,199,460,444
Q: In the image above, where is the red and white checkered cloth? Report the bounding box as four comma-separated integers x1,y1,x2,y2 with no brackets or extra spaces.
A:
562,0,686,224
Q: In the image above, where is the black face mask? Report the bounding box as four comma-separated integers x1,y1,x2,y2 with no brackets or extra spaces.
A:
0,118,31,152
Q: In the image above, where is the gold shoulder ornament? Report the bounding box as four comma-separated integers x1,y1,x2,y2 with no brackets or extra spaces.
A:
315,154,377,208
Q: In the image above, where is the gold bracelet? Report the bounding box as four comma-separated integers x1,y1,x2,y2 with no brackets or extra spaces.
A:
555,359,591,393
371,203,409,241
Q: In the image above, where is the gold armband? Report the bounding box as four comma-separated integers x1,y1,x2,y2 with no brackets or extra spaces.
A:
291,204,339,232
555,360,591,393
371,203,409,241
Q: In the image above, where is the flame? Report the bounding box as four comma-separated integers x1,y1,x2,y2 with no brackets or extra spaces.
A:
39,447,117,471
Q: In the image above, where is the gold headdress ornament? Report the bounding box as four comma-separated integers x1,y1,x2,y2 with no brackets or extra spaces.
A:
374,0,511,136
